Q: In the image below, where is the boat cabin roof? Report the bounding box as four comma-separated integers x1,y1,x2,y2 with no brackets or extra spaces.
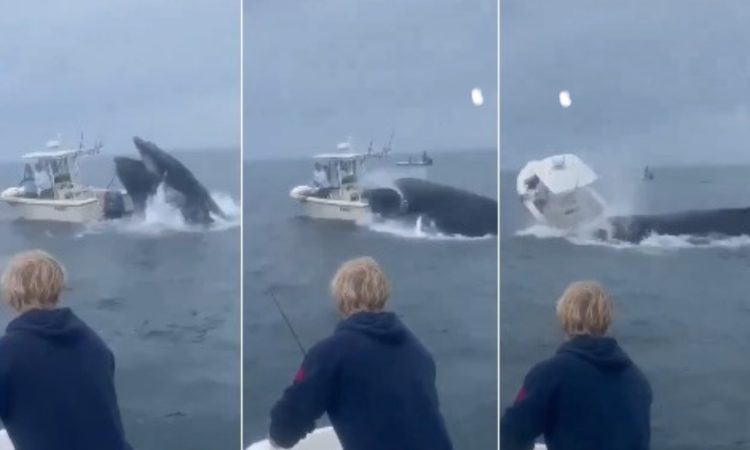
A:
313,153,364,161
517,153,598,195
22,148,83,161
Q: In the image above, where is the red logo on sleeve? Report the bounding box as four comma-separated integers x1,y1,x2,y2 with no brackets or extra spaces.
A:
293,368,305,383
515,387,528,404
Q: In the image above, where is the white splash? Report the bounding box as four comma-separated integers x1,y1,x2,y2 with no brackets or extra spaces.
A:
517,224,750,251
367,216,493,241
82,184,240,236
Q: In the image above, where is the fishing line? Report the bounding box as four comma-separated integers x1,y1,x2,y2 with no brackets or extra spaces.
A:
267,288,307,357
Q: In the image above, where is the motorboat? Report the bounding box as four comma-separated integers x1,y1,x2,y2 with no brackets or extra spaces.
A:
290,150,373,223
516,154,608,231
0,138,132,223
290,137,439,223
395,151,433,167
355,134,433,179
393,150,433,179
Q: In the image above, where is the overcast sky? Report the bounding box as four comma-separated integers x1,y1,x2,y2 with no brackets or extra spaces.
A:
244,0,497,159
0,0,239,160
502,0,750,169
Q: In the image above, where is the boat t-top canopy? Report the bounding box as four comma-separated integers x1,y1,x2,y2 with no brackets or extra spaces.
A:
22,148,90,161
313,153,365,161
517,153,598,195
23,138,102,162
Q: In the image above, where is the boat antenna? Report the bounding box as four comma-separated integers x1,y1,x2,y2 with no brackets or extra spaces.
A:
267,287,307,357
383,129,394,155
90,136,103,155
78,131,84,151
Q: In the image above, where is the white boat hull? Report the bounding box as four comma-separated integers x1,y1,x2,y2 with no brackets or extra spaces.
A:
517,154,608,231
1,197,103,223
0,188,131,224
290,186,372,223
299,198,371,222
522,187,607,231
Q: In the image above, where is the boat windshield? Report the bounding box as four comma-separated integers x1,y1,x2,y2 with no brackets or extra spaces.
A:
50,158,73,184
318,158,360,187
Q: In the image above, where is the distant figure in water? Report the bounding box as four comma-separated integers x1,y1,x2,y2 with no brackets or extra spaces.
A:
32,162,54,198
268,257,453,450
0,250,132,450
501,281,652,450
643,165,654,181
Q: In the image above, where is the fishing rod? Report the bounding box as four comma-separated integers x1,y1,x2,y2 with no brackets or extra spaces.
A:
267,288,307,357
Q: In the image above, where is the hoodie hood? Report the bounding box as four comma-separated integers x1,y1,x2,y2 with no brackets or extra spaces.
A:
557,335,632,372
6,307,88,343
337,311,407,345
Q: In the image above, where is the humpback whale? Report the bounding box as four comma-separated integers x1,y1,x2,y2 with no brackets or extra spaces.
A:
365,178,497,237
604,207,750,243
114,137,226,225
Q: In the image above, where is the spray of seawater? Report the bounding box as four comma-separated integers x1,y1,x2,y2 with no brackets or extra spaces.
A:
81,184,240,236
517,224,750,251
366,215,493,241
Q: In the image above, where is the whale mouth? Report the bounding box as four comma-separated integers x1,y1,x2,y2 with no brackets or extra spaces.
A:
114,137,225,225
140,151,162,178
361,178,496,237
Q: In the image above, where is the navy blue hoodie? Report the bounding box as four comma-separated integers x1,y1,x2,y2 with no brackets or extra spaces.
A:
501,335,652,450
269,311,453,450
0,308,132,450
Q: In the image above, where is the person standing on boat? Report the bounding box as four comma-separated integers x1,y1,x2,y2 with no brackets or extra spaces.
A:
32,161,53,198
312,162,329,189
0,250,132,450
20,164,37,197
500,281,652,450
268,257,453,450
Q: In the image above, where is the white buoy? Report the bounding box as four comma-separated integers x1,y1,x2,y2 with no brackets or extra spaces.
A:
559,90,572,108
471,88,484,106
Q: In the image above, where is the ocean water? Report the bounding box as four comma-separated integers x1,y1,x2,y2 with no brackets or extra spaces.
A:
501,165,750,450
243,150,498,448
0,150,241,450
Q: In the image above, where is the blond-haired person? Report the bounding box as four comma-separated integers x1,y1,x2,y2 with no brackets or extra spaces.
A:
0,250,132,450
501,281,651,450
269,257,453,450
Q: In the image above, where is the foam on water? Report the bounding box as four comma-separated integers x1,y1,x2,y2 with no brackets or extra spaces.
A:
81,184,240,236
517,224,750,250
366,215,493,241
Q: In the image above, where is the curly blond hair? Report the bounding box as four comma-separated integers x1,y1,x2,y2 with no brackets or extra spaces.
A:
330,257,390,316
556,281,612,337
2,250,66,312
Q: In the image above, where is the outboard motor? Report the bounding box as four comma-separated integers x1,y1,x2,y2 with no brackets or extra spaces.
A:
102,190,127,219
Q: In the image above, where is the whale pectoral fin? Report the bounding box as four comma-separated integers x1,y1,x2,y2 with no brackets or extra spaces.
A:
206,197,227,220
